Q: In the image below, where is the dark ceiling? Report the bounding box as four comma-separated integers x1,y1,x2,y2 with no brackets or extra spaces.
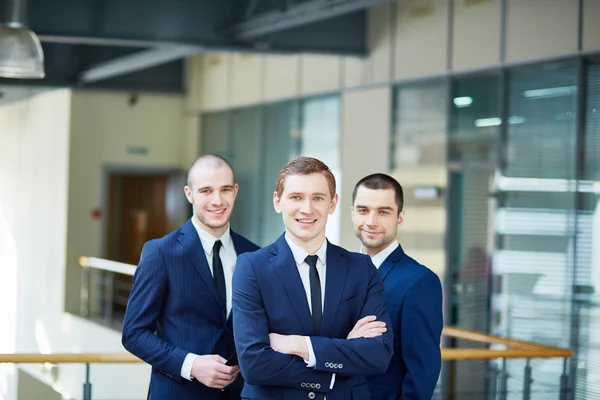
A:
0,0,390,93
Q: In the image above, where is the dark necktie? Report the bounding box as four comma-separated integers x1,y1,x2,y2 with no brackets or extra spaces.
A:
212,240,227,315
305,255,322,335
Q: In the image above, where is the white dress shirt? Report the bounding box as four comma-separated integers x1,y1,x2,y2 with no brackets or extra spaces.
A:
362,240,399,269
284,233,336,391
181,218,238,380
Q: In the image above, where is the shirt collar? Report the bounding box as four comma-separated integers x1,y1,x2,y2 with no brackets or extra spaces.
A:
285,232,327,266
191,217,232,255
362,240,399,269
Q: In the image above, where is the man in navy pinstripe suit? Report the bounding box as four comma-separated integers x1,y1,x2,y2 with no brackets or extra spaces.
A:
122,154,260,400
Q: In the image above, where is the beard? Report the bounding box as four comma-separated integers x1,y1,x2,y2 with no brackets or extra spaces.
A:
357,230,394,251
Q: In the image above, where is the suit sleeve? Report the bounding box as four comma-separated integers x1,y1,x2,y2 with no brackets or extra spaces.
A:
400,270,443,400
121,241,188,381
232,253,333,392
309,256,394,376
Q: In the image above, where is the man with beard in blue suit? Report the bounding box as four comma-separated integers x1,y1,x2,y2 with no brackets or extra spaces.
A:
351,173,443,400
122,154,259,400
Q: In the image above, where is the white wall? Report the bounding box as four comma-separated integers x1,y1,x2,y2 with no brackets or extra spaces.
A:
63,90,186,398
0,89,71,400
0,89,186,400
66,91,187,311
340,87,392,250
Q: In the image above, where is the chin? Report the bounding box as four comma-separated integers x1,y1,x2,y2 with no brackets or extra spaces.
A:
207,220,228,229
290,229,317,241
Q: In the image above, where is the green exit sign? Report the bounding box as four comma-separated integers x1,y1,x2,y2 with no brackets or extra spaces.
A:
126,146,149,156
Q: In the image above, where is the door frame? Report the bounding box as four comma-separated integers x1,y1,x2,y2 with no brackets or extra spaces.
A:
99,164,184,259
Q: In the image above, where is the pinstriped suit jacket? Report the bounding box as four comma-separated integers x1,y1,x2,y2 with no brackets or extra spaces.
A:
122,219,259,400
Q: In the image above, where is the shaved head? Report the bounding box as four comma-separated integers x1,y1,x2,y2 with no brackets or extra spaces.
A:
184,154,238,237
187,154,235,188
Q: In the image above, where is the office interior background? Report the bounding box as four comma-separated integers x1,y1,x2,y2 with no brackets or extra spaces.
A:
0,0,599,399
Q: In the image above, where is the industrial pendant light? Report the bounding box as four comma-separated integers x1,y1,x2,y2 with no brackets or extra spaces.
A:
0,0,45,79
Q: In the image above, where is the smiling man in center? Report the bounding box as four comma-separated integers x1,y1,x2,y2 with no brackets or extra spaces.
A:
232,156,393,400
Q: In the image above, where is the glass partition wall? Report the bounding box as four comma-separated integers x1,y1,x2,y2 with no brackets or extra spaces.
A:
393,58,600,399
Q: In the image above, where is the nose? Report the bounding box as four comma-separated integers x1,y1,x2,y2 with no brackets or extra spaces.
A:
299,198,314,214
210,191,223,205
366,212,377,226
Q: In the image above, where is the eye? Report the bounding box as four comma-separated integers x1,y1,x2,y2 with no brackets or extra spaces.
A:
199,189,210,194
314,196,324,201
380,211,390,215
357,209,368,214
290,196,301,200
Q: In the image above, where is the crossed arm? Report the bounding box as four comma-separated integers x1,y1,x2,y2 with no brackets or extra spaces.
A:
232,254,394,392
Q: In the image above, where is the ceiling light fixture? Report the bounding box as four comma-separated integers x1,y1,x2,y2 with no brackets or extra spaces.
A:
453,96,473,107
0,0,45,79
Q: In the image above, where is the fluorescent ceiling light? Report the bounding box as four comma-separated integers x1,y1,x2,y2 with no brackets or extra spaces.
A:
508,116,527,124
453,96,473,107
475,117,501,127
524,86,576,99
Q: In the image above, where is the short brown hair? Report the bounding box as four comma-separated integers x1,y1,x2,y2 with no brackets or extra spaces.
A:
352,173,404,214
276,156,336,198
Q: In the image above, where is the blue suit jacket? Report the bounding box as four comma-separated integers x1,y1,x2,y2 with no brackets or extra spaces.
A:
122,219,259,400
232,234,394,400
367,244,443,400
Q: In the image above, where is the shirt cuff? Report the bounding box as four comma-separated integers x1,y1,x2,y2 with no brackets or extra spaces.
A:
304,337,316,368
181,353,198,381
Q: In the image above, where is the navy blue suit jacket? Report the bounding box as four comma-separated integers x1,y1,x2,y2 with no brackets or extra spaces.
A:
122,219,259,400
232,234,394,400
367,244,443,400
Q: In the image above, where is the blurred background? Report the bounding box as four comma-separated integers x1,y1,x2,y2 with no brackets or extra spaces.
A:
0,0,599,399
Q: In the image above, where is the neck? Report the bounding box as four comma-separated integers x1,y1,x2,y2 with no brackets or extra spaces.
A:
287,231,325,254
194,216,228,238
364,240,394,258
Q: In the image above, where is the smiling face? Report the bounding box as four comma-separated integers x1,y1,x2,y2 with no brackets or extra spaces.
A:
352,186,403,257
184,162,238,237
274,172,338,253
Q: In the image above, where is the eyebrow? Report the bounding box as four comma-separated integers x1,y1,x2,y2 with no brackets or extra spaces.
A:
355,205,395,211
287,192,328,196
197,185,234,191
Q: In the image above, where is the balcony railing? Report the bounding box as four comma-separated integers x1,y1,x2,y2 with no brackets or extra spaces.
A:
0,327,572,400
74,256,574,399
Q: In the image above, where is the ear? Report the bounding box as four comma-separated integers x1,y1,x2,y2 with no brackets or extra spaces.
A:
397,210,405,226
233,183,239,199
273,191,282,214
328,193,339,215
184,186,193,204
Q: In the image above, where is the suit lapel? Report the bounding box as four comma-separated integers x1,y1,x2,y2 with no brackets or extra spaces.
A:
230,229,247,255
227,229,249,324
272,235,314,335
178,220,225,313
378,245,405,282
321,243,348,337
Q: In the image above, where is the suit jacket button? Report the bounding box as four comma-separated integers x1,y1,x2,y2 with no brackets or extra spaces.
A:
308,392,316,399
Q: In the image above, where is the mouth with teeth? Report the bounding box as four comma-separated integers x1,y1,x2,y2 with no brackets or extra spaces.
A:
296,218,317,228
208,208,227,217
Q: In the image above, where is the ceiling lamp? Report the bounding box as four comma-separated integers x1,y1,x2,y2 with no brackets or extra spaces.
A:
0,0,45,79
